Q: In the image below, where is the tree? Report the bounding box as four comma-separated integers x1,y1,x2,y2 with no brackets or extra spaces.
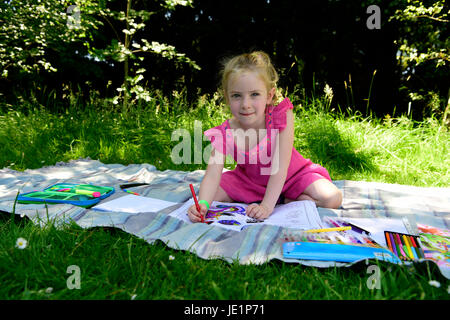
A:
391,0,449,68
390,0,449,121
0,0,96,78
89,0,200,106
0,0,200,108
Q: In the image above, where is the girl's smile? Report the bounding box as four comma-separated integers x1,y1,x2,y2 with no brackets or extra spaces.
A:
227,71,274,130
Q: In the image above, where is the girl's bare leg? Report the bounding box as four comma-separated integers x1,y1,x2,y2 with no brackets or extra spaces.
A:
285,179,342,209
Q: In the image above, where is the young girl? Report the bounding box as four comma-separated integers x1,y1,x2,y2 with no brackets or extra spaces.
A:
188,51,342,222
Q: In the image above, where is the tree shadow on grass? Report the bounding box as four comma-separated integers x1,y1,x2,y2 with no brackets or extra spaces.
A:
297,118,377,179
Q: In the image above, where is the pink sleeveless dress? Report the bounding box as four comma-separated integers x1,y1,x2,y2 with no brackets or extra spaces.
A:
204,97,331,204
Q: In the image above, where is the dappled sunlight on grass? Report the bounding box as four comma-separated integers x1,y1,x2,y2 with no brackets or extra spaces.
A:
296,114,377,177
0,92,448,187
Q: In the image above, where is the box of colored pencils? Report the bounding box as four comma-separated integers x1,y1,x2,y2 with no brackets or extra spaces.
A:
384,231,425,261
281,229,382,248
18,183,115,208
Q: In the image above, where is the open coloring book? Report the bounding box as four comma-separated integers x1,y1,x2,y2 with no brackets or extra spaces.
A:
169,199,324,232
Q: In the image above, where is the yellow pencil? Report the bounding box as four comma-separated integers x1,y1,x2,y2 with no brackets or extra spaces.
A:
305,226,351,233
402,234,414,260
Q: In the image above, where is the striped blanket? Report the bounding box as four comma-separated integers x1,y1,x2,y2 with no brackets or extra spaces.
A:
1,158,449,278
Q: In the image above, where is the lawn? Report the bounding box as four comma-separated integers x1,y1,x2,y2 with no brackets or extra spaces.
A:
0,91,449,300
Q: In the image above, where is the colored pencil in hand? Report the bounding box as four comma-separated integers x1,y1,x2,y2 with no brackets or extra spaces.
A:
189,184,204,223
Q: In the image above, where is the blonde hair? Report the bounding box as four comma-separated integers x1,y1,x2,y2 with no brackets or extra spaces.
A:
220,51,282,104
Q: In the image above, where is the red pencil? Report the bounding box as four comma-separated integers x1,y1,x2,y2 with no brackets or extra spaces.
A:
189,184,204,223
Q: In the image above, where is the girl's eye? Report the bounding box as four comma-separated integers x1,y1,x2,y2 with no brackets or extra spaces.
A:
231,94,241,98
251,92,260,97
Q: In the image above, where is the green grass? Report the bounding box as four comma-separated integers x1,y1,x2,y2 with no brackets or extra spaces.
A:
1,216,447,300
0,91,449,300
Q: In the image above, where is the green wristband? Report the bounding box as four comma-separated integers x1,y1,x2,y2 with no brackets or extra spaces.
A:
198,200,210,210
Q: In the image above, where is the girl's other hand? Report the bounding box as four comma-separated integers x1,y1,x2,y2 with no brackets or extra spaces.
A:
246,203,272,220
187,203,208,223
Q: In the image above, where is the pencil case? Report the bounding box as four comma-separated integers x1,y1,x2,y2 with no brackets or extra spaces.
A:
282,241,402,263
17,183,115,208
384,231,425,261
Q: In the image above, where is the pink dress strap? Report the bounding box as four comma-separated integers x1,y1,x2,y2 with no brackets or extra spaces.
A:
266,97,294,131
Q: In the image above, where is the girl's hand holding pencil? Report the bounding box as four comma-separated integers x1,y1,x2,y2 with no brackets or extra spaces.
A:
188,184,209,223
187,203,208,223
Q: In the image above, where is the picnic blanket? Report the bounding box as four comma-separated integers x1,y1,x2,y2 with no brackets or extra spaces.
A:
1,158,449,278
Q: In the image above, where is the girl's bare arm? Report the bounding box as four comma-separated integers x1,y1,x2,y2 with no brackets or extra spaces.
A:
248,109,294,219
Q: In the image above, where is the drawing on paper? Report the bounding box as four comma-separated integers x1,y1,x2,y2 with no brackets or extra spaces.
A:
205,204,246,220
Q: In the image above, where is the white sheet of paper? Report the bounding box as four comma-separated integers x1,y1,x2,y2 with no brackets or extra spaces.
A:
168,198,195,223
169,199,323,232
92,194,177,213
341,217,408,247
264,200,324,230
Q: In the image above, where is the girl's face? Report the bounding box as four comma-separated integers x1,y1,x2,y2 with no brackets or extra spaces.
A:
227,71,275,130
